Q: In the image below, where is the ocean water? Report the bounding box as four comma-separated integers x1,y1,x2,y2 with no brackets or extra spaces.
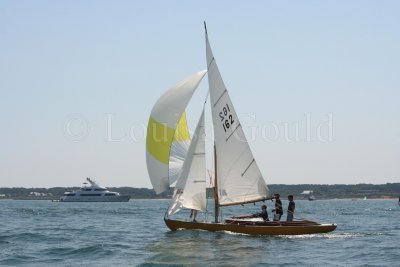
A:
0,199,399,266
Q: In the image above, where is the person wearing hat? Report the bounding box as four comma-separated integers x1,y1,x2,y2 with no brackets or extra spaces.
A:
272,193,283,221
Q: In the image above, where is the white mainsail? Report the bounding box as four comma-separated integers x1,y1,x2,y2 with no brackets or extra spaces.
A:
168,109,207,215
205,26,271,206
146,70,207,194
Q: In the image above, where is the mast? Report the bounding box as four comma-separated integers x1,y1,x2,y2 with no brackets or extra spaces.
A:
205,21,220,223
213,143,219,222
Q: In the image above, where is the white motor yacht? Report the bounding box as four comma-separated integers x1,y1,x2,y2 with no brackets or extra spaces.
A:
60,178,130,202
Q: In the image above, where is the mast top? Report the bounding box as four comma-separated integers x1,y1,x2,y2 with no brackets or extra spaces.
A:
204,21,208,35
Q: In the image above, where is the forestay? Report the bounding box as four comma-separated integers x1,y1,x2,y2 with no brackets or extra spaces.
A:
205,27,271,206
146,70,207,194
168,109,207,215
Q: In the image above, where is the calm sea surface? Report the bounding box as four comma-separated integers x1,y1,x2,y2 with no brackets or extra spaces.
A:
0,199,398,266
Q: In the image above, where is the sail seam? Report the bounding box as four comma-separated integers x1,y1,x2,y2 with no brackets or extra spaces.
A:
193,153,206,155
226,123,241,142
207,57,215,70
213,89,227,107
241,159,255,177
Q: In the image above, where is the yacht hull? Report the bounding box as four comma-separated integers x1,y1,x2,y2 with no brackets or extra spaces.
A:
61,195,130,202
164,219,336,235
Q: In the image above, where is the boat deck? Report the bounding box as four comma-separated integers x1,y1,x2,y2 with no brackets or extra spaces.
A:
224,218,321,227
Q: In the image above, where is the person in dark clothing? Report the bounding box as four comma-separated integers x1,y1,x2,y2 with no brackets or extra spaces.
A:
190,209,198,222
287,195,295,222
257,204,269,221
272,193,283,221
232,205,269,221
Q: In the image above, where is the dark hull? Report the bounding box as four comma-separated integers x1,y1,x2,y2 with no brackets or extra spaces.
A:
165,219,336,235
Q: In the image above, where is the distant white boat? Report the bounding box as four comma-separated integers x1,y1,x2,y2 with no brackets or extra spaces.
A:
364,196,367,200
60,178,129,202
301,190,316,201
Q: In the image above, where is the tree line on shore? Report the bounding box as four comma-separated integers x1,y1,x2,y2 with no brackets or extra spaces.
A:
0,183,398,199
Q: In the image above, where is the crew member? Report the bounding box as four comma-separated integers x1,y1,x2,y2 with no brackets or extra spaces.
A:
287,195,295,222
273,193,283,221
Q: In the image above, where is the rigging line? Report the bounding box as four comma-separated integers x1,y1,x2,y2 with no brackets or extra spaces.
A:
219,196,272,207
205,166,212,219
203,88,210,109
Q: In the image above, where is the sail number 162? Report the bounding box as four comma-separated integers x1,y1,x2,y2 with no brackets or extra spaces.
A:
219,104,234,132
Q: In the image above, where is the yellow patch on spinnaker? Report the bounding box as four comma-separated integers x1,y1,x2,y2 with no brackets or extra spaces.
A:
174,113,190,141
146,113,190,164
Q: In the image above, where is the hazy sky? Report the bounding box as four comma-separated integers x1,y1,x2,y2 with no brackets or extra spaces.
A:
1,1,399,188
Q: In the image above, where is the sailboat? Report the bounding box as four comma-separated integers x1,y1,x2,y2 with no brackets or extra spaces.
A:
146,23,336,235
301,190,316,201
